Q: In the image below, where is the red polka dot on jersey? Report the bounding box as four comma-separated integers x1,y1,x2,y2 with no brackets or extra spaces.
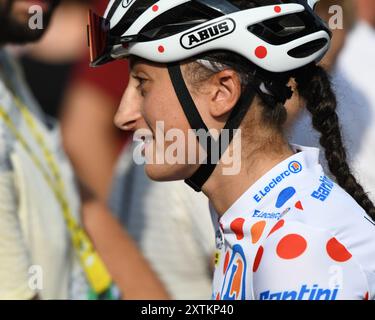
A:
255,46,267,59
230,218,245,240
326,237,352,262
223,251,230,274
295,201,304,210
267,219,285,237
158,45,165,53
277,234,307,259
274,6,281,13
251,220,266,244
152,5,159,12
253,245,264,272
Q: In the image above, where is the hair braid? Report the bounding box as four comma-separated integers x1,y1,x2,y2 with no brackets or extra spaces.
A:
295,65,375,220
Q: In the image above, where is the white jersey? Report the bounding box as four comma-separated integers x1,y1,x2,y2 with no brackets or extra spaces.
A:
211,145,375,300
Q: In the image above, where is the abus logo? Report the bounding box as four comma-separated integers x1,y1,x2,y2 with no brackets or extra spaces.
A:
122,0,135,8
180,18,235,49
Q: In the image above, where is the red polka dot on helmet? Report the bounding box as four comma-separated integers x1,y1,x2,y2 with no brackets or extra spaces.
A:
255,46,268,59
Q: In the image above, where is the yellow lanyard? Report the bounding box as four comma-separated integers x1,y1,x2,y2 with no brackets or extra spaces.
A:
0,96,112,295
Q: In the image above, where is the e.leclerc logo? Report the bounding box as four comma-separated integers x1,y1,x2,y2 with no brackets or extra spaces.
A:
288,161,302,173
180,18,236,49
253,161,303,203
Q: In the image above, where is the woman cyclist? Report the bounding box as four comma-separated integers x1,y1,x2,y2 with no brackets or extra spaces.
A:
88,0,375,300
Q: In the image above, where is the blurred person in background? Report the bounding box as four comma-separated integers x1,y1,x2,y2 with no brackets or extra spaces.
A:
0,0,168,300
9,0,91,119
61,0,130,202
285,0,355,127
287,0,375,202
61,0,216,299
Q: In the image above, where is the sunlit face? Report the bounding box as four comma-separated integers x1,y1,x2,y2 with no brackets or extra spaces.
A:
0,0,58,44
114,59,202,182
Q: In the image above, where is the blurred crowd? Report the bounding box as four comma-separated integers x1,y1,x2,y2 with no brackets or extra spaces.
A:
0,0,374,300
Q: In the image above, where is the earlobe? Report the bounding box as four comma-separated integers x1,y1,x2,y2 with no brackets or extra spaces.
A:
209,70,242,118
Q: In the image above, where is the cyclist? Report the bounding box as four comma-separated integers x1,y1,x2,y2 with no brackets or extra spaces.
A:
88,0,375,300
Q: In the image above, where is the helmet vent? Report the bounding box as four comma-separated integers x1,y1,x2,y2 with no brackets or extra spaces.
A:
287,38,328,58
248,13,310,45
139,2,222,41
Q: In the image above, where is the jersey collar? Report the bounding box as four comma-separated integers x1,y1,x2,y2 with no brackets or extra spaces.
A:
213,144,321,230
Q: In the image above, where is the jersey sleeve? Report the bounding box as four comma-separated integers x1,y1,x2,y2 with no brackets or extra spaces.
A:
0,171,35,299
252,220,370,300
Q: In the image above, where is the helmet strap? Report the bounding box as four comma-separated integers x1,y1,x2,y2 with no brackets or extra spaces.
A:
167,62,257,192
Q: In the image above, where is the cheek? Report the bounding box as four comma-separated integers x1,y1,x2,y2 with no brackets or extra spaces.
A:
142,87,189,132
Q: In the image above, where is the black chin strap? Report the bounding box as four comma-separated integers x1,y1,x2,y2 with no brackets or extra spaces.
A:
167,62,257,192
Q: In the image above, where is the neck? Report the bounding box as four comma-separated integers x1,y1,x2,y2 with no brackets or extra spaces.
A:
203,135,294,216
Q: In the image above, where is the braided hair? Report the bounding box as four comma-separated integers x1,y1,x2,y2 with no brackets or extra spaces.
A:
295,65,375,220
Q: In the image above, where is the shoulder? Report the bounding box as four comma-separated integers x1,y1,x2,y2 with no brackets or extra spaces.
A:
252,219,373,300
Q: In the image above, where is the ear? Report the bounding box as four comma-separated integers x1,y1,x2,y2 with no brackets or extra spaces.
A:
206,69,242,118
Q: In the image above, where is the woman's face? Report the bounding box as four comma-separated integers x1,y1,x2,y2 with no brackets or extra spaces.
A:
114,59,202,181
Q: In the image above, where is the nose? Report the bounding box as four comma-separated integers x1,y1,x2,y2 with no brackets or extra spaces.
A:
114,78,143,131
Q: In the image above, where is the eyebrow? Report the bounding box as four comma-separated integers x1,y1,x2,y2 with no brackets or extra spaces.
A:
129,56,147,70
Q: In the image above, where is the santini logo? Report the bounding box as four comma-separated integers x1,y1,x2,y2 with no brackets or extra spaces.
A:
180,18,235,49
260,284,340,300
311,176,334,202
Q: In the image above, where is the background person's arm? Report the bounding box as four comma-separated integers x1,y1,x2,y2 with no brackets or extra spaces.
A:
80,185,170,300
61,80,127,202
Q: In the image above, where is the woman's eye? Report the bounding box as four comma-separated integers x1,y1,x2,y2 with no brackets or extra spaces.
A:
138,78,145,86
135,77,147,96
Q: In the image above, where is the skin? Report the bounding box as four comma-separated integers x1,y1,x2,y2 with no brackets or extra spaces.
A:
24,1,89,63
61,81,125,202
356,0,375,27
0,0,50,24
0,0,57,44
114,59,293,215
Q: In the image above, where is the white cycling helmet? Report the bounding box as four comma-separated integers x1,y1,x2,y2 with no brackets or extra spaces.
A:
88,0,331,191
88,0,330,72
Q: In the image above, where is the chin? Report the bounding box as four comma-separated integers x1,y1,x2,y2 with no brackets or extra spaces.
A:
144,163,195,182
